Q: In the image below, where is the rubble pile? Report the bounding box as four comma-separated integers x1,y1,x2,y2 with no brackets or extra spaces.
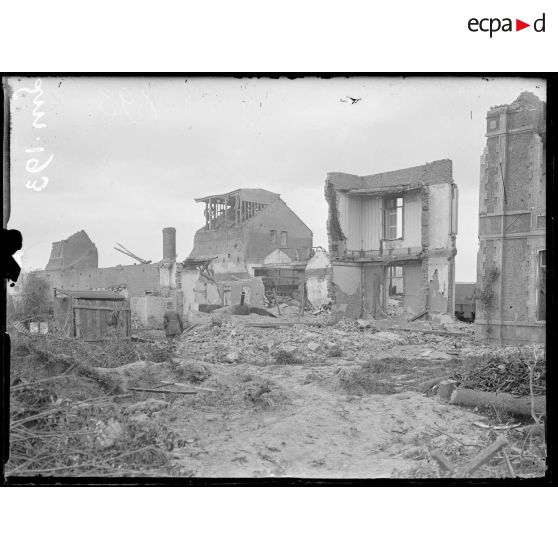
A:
264,293,310,318
452,351,546,397
176,315,419,365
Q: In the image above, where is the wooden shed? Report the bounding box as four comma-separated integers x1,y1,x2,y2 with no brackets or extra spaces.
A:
53,289,131,341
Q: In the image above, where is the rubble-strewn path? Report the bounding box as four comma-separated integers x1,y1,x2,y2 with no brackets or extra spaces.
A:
167,360,488,478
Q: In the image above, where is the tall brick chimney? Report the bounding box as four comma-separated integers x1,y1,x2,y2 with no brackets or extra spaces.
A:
162,227,176,260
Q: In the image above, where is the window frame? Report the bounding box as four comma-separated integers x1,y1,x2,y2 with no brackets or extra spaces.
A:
383,196,404,240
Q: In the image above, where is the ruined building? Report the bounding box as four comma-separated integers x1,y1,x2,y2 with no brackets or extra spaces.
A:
38,228,180,328
45,230,98,271
190,188,313,277
180,188,312,316
325,159,458,321
475,91,546,345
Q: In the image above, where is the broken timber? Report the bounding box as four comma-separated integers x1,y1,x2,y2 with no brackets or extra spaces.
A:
461,436,508,476
388,327,469,338
128,387,196,395
430,435,510,478
246,322,297,328
450,388,546,418
430,449,456,476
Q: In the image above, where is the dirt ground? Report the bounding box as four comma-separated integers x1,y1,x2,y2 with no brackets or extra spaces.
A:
167,363,489,478
7,313,546,479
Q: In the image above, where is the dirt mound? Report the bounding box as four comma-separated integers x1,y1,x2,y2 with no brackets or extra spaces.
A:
338,364,398,395
238,375,290,410
174,359,212,383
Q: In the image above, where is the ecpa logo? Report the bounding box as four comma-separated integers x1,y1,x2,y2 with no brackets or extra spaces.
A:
468,13,546,37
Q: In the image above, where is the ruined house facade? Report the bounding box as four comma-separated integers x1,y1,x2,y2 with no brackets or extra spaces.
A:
180,188,311,316
475,92,546,345
190,188,313,277
325,159,458,321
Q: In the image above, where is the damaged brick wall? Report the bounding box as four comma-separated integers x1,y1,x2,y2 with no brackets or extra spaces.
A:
324,179,346,260
45,230,98,271
330,264,362,319
37,263,162,298
360,159,453,189
362,265,383,316
476,91,546,345
403,262,424,315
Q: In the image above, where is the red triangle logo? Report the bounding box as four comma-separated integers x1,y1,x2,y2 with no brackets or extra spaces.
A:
516,19,530,31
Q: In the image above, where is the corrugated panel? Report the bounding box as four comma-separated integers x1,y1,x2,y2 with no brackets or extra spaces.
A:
361,197,382,251
428,184,451,249
338,194,382,251
347,196,361,251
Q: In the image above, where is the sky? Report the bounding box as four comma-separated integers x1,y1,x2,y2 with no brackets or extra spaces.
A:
6,76,546,281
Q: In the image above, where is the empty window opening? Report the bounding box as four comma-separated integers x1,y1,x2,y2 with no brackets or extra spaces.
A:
538,250,546,321
270,230,277,244
387,266,404,296
280,231,288,247
384,197,403,240
385,265,404,317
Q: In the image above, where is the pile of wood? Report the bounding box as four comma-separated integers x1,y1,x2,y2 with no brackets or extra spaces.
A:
452,354,545,397
445,351,546,419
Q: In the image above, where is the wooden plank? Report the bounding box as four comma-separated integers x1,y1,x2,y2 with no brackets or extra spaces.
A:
83,336,131,342
72,305,120,311
430,449,456,476
74,308,81,338
246,322,297,328
388,327,469,337
128,387,196,395
93,302,100,340
119,308,127,338
83,308,90,340
461,436,508,476
100,308,108,339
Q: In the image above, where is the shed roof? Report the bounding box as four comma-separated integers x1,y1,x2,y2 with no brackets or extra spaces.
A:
55,289,126,300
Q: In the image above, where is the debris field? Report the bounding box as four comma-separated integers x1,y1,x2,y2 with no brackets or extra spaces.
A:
7,313,546,479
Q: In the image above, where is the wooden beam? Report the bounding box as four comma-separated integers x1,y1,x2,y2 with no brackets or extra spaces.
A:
461,436,508,476
225,195,228,227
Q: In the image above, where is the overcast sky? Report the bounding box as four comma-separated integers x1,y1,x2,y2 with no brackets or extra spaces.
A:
7,76,546,281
